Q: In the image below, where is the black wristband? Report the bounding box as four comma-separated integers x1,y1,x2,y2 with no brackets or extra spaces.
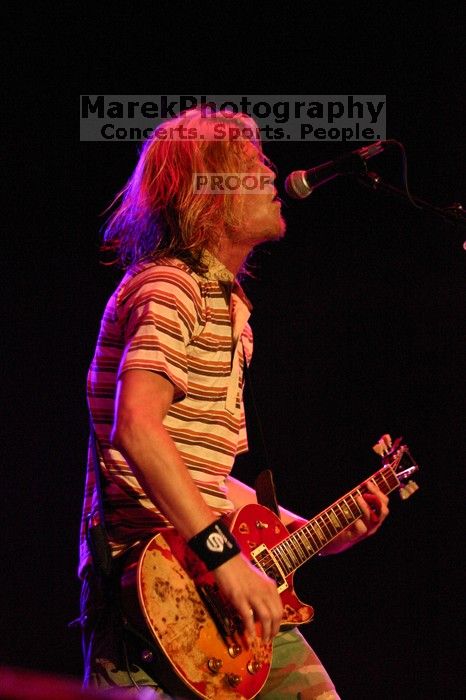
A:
187,519,241,571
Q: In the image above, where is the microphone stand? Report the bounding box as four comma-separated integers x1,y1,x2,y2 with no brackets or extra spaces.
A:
356,170,466,247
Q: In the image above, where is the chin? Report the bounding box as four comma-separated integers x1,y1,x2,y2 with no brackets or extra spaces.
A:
269,213,287,240
243,214,287,245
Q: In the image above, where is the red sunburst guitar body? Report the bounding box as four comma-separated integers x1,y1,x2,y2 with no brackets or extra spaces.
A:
120,437,419,699
121,505,311,700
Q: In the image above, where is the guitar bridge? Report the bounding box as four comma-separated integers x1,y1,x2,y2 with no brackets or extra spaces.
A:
197,584,242,639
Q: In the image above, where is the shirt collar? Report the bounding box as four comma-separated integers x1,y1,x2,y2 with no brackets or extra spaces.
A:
200,249,235,283
200,249,253,312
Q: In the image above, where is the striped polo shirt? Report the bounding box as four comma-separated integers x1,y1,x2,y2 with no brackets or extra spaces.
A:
79,252,253,577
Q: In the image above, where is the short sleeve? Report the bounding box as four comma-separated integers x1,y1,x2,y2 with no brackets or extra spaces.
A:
117,268,201,401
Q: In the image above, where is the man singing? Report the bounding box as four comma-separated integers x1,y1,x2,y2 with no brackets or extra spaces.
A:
79,106,388,699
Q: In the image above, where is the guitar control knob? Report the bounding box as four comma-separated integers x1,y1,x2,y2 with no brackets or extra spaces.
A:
256,520,269,529
228,644,241,658
207,657,223,674
227,673,242,687
247,660,262,674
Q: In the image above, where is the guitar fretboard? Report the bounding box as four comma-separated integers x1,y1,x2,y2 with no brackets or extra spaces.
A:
271,465,400,576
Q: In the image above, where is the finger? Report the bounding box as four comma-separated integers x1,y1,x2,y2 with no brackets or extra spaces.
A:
366,480,389,505
353,518,368,537
254,586,282,641
357,490,382,525
237,601,256,639
345,519,367,543
366,481,390,520
252,599,272,642
363,494,381,523
246,607,256,639
356,494,372,522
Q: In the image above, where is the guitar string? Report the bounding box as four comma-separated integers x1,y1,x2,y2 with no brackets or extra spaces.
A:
269,466,400,574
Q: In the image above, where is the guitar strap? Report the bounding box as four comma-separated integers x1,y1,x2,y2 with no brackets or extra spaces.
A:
86,421,114,579
242,357,281,518
86,421,164,684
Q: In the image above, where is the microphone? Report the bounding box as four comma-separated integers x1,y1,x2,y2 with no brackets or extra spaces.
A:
284,140,385,199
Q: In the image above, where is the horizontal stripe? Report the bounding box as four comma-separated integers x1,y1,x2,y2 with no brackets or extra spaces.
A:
79,258,252,578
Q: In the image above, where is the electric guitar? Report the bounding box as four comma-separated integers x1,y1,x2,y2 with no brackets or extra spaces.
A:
120,435,419,699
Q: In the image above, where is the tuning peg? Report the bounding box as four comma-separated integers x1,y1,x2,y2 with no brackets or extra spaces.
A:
372,434,392,456
382,434,393,449
399,480,419,500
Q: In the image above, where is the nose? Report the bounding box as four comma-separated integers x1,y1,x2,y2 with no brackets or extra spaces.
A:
259,162,276,190
262,161,275,177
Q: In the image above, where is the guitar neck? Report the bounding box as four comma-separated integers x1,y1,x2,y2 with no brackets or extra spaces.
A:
271,465,400,576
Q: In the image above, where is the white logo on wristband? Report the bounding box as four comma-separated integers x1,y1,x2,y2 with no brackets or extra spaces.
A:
206,525,233,553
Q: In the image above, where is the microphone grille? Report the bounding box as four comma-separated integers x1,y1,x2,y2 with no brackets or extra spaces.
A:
284,170,313,199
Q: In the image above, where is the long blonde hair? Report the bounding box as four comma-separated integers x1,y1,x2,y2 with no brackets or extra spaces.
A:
102,107,269,271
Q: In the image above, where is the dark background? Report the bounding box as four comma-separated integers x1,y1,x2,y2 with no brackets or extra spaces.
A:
3,4,465,699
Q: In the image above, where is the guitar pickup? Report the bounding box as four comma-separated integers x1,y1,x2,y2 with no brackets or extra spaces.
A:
250,544,288,593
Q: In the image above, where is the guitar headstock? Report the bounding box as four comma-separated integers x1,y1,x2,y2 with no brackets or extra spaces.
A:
372,434,420,499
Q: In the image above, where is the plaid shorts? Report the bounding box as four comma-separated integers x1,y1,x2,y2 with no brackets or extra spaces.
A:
80,572,340,699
